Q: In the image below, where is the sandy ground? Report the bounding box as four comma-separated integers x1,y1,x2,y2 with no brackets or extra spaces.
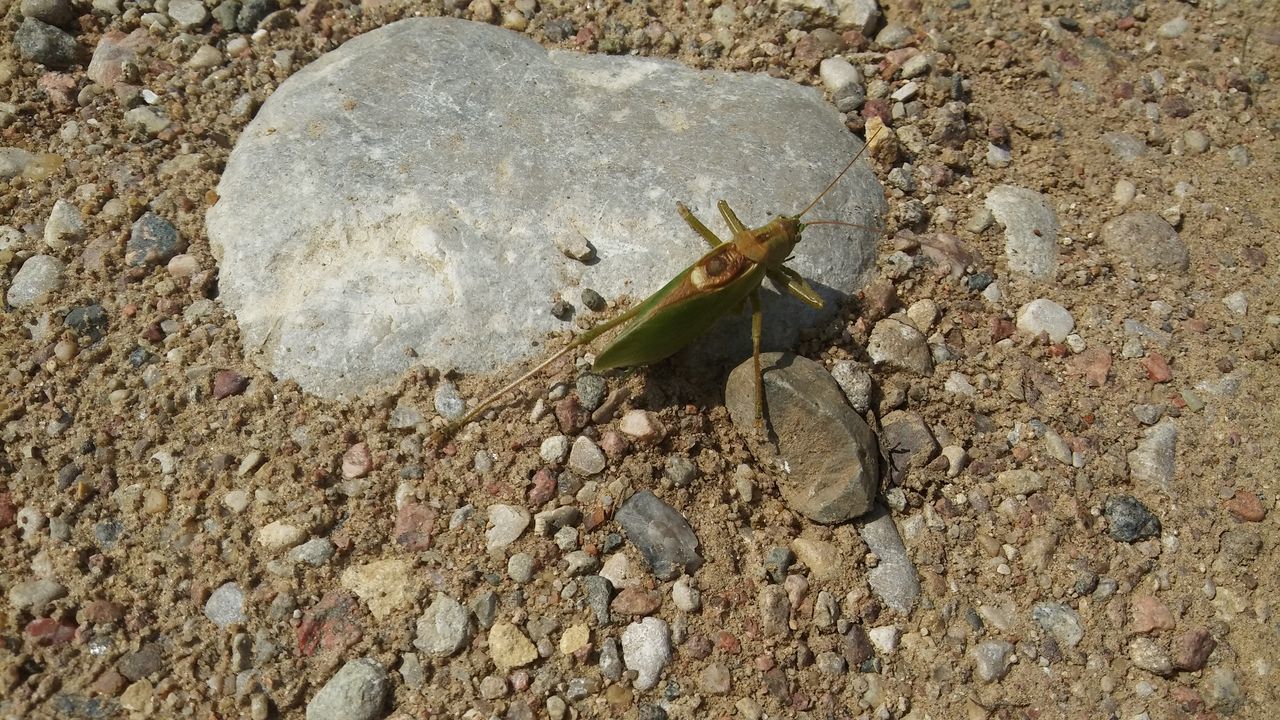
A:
1,0,1278,718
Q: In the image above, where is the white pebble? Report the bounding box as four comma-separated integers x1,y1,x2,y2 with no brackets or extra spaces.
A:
1113,179,1137,206
257,520,306,549
868,625,901,655
567,436,605,475
818,57,862,95
672,576,701,612
44,199,84,251
1222,291,1247,316
621,617,671,691
539,435,570,464
1016,298,1075,343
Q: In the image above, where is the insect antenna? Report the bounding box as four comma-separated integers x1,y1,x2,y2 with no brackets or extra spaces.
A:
797,126,883,219
802,220,879,231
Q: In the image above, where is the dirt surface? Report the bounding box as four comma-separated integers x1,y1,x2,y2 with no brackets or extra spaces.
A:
1,0,1278,719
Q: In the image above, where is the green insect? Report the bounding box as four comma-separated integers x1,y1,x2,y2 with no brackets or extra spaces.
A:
432,129,880,444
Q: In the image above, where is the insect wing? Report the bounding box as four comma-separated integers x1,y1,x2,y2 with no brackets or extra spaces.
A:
593,246,766,371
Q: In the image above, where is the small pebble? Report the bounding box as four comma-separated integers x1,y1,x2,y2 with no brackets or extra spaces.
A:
568,436,606,475
204,582,246,629
671,576,700,612
621,617,671,691
1105,495,1161,542
489,622,538,672
433,380,466,421
1016,299,1074,343
7,255,65,307
1129,637,1173,676
971,640,1015,682
306,658,389,720
486,504,530,552
1157,16,1188,39
188,44,222,69
507,553,536,583
16,18,79,69
618,409,663,441
1222,291,1247,316
43,199,83,251
580,288,606,311
663,454,698,487
540,435,570,464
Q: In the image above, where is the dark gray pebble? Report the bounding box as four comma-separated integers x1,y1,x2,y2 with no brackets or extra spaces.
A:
20,0,77,29
550,298,573,320
575,373,606,411
212,0,240,30
65,304,107,341
582,575,613,626
1105,495,1161,542
94,519,123,549
15,18,79,69
127,213,184,266
581,288,607,312
764,547,795,583
236,0,276,32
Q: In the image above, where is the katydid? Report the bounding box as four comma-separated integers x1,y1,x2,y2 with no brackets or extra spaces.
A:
431,129,880,444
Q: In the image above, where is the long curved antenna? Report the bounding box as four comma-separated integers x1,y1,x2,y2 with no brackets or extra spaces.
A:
797,125,883,219
803,220,880,231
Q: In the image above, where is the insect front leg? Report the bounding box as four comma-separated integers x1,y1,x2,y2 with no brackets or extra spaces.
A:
677,202,725,248
767,264,824,309
750,288,764,426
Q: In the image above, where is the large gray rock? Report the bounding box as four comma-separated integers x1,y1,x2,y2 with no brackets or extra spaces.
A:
208,18,885,399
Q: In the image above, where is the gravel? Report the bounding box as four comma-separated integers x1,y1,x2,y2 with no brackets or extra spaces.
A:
414,594,472,657
2,1,1276,717
204,582,246,629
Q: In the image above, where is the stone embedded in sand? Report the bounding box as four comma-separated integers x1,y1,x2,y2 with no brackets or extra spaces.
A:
621,617,671,691
725,353,880,524
984,185,1060,279
488,622,538,672
1099,211,1189,272
207,17,885,399
857,505,921,614
616,490,703,580
306,658,389,720
414,593,472,658
1128,420,1177,491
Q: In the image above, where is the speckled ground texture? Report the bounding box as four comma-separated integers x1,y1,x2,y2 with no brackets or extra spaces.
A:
1,1,1278,719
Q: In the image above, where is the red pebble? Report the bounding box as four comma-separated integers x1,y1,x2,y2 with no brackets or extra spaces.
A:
1141,352,1172,383
212,369,249,399
1068,347,1112,387
715,631,740,654
393,502,437,550
26,618,77,646
527,468,556,506
1225,490,1266,522
990,317,1014,343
